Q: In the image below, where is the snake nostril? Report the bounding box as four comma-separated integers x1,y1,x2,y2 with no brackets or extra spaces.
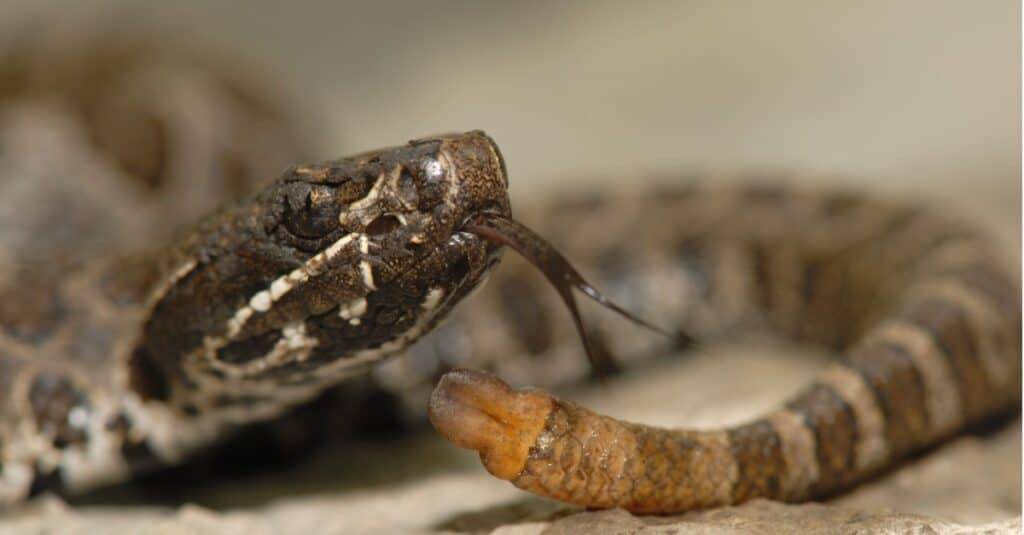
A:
365,215,401,236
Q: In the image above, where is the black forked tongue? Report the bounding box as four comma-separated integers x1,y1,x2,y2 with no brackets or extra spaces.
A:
464,213,694,375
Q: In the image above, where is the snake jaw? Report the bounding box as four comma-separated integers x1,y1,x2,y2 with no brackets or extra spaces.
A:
428,368,553,480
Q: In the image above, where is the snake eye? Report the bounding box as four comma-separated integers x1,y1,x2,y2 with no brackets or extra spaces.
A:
282,183,341,239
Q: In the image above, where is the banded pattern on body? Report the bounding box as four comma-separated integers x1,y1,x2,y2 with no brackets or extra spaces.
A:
429,183,1020,513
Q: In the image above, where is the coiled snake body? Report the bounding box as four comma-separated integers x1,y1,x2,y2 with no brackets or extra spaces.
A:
0,34,1018,513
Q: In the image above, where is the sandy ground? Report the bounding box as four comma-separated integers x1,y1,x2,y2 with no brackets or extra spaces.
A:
0,1,1019,533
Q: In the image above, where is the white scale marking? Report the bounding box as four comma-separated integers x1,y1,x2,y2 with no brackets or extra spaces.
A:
58,397,132,491
263,323,315,365
225,233,361,338
311,287,450,383
346,165,394,213
225,307,253,338
209,322,319,380
359,263,375,290
203,230,368,381
359,234,376,290
249,290,272,313
269,277,292,301
424,159,444,181
339,296,368,325
120,392,225,463
68,406,90,429
422,287,444,311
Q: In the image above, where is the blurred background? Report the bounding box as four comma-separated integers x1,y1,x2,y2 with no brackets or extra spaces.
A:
3,0,1018,240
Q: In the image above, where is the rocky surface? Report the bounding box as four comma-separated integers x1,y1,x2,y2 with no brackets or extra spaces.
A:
534,503,1021,535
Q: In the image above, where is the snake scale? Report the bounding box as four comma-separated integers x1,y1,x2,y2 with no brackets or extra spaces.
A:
0,31,1019,513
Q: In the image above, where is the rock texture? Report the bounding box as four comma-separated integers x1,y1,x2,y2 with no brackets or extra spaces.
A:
536,504,1021,535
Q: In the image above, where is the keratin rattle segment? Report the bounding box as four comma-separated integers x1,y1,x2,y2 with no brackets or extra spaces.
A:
429,368,743,513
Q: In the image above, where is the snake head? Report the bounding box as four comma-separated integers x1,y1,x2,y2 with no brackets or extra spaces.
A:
133,131,510,414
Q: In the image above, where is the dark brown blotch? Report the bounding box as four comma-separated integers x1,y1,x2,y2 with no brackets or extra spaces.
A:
799,251,889,350
798,255,842,347
749,241,775,312
0,274,66,345
120,438,161,473
298,290,422,370
786,383,858,493
739,183,788,202
27,466,63,498
901,297,993,421
106,412,162,472
728,419,787,501
819,191,864,218
847,341,931,453
216,329,282,365
28,372,90,449
281,182,343,240
128,347,170,401
211,393,270,409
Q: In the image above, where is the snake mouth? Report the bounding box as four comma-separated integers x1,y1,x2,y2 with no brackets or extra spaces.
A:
463,212,693,375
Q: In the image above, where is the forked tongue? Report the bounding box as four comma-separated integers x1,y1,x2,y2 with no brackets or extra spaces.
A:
464,213,693,374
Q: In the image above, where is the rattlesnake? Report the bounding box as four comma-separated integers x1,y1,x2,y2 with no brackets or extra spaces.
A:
0,30,1018,514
